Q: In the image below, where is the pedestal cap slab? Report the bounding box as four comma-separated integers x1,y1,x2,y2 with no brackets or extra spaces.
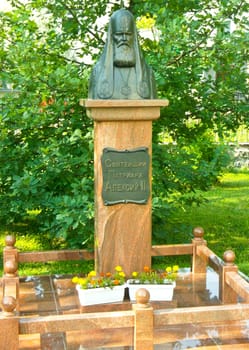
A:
80,99,169,121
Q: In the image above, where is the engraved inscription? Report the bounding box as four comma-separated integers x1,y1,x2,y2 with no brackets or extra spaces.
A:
101,147,150,205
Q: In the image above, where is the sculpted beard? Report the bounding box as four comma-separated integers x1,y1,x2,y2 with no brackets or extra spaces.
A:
114,45,136,67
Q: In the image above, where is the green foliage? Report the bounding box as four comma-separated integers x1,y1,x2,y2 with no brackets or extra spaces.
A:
1,172,249,276
133,0,248,237
133,0,248,135
152,137,231,239
163,171,249,276
0,0,248,248
0,1,96,247
0,224,94,275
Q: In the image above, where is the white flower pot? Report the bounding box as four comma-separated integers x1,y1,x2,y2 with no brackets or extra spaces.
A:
127,280,176,302
76,284,125,306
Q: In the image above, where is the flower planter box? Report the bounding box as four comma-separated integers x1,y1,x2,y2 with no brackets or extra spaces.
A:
76,284,125,306
127,280,176,302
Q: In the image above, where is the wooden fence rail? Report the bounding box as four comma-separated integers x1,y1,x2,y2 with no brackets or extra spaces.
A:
226,271,249,303
18,249,94,263
154,304,249,327
151,243,193,256
19,310,134,334
196,245,224,274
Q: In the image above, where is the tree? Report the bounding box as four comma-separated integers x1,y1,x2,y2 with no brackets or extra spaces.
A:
131,0,248,136
0,0,248,247
130,0,249,239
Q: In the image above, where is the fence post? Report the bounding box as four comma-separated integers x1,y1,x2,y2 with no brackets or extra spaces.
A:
220,250,238,304
0,296,19,349
2,235,19,312
192,227,207,274
133,288,153,350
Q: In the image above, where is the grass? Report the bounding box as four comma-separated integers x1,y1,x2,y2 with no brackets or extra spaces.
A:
162,170,249,276
1,170,249,276
0,225,93,276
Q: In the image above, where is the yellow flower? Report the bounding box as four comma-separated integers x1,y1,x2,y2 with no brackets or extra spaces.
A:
88,270,97,277
115,265,122,272
72,276,79,284
130,265,178,285
78,278,88,286
119,271,126,278
72,264,142,289
173,265,179,272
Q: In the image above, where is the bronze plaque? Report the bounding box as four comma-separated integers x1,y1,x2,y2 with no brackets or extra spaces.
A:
101,147,150,205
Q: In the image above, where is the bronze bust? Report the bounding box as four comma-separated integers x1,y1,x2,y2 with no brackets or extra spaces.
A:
88,9,157,99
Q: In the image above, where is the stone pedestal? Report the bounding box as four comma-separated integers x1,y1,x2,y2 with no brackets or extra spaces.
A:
82,99,168,276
